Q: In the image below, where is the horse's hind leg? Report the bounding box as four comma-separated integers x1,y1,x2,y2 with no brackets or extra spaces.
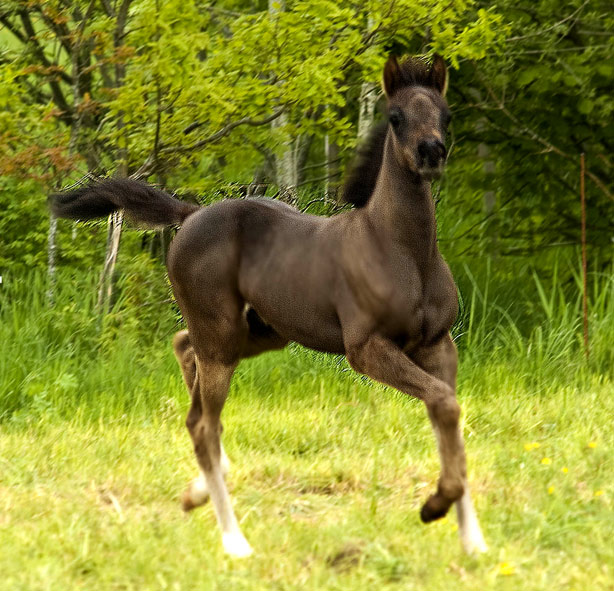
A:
183,351,252,557
173,330,230,511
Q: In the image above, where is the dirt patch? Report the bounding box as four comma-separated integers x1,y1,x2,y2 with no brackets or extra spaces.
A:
326,541,365,572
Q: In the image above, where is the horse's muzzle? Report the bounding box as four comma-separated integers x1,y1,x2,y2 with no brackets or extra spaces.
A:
417,139,447,176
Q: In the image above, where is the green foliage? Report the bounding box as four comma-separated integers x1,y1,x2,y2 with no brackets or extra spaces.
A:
0,0,506,182
447,0,614,257
0,266,175,421
0,177,48,271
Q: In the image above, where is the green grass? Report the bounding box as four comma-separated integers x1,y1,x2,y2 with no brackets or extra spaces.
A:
1,348,613,590
1,261,613,590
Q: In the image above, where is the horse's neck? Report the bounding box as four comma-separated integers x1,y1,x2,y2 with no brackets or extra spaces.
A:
365,137,437,259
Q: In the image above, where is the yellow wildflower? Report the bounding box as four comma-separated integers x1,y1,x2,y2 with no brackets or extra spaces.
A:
498,562,516,576
594,490,604,497
548,486,555,494
588,442,597,449
524,442,540,451
561,467,568,474
541,457,552,465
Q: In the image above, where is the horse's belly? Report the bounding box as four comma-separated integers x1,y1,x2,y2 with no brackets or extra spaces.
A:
249,296,345,355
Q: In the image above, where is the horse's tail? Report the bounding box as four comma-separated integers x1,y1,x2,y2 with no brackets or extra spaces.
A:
49,178,199,227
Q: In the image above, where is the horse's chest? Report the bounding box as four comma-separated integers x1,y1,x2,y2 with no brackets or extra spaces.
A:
387,265,457,348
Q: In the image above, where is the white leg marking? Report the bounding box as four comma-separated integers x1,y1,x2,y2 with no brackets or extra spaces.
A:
222,531,254,558
185,443,230,508
220,443,230,476
206,469,253,557
455,485,488,554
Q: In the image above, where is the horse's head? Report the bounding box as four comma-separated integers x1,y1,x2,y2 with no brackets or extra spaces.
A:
382,55,451,180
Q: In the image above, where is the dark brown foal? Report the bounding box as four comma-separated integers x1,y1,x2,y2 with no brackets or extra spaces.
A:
50,54,487,557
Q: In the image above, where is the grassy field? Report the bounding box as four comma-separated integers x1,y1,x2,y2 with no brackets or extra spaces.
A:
1,264,613,590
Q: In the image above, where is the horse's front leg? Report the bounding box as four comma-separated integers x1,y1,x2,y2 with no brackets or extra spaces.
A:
413,334,487,554
344,331,486,554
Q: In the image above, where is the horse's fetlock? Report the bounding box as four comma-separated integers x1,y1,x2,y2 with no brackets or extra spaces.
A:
439,479,464,502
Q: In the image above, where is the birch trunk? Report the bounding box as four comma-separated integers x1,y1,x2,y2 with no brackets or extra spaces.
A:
269,0,297,197
357,81,378,142
46,215,57,305
357,17,378,142
324,133,339,198
97,1,132,311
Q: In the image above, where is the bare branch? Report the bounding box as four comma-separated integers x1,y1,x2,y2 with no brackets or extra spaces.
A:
506,0,590,42
476,70,613,201
163,109,287,155
100,0,115,18
130,109,287,180
18,10,73,122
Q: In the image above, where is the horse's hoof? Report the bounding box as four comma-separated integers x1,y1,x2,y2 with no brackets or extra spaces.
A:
222,532,254,558
181,490,197,512
181,474,211,512
461,535,488,555
181,489,209,512
460,526,488,555
420,493,451,523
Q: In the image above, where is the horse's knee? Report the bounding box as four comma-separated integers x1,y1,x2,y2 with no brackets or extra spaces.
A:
429,388,460,428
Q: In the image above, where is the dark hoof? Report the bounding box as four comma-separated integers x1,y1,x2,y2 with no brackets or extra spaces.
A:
181,490,209,512
420,493,451,523
182,491,197,512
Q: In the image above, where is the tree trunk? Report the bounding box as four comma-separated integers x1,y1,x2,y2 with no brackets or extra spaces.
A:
324,133,339,197
97,210,124,310
357,81,378,142
47,214,57,305
357,18,378,142
97,0,132,312
477,121,497,256
269,0,297,197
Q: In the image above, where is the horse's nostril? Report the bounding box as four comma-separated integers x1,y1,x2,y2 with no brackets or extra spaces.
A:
417,139,446,168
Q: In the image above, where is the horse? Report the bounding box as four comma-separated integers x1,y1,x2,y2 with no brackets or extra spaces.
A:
50,54,487,558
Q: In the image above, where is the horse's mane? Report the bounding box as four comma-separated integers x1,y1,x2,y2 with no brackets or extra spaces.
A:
341,121,388,208
341,57,435,208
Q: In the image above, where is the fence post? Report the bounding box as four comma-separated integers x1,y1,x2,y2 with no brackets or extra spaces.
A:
580,153,589,360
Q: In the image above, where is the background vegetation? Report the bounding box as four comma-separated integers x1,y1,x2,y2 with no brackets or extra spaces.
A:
1,1,613,589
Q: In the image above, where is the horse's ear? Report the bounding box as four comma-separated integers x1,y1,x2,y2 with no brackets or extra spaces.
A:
429,54,448,96
382,55,402,97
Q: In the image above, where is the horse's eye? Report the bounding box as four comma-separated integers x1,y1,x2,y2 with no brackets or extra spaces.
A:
389,111,402,129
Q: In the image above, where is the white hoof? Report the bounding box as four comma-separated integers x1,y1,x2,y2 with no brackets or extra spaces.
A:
461,530,488,555
222,532,253,558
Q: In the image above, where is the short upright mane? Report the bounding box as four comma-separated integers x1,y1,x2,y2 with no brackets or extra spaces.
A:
391,57,434,92
341,56,438,208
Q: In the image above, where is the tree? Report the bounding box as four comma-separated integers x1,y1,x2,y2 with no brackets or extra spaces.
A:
445,0,614,260
0,0,506,277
